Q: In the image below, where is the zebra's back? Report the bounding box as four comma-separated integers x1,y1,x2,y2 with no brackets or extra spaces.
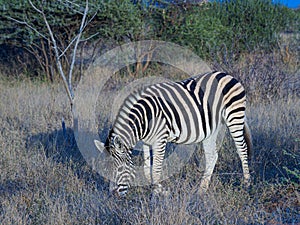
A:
113,71,246,147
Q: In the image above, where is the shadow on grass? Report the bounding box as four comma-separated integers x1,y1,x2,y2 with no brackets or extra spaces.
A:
0,179,28,196
251,128,299,185
25,127,109,191
23,117,299,192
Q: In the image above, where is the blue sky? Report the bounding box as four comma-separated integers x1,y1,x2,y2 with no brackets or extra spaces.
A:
279,0,300,8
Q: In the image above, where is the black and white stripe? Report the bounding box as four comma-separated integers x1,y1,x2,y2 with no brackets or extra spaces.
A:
96,71,252,196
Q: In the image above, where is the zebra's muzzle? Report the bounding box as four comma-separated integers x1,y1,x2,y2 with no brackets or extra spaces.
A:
109,181,128,197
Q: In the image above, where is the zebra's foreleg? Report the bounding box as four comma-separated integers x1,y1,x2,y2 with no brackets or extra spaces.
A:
199,134,218,192
143,143,168,195
151,141,168,195
143,144,152,184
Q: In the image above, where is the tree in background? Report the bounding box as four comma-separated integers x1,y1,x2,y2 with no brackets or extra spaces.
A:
0,0,146,80
0,0,298,80
1,0,98,81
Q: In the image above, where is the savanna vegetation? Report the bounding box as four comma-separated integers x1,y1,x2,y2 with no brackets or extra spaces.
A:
0,0,299,224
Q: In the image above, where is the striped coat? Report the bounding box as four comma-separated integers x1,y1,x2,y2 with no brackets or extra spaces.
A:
95,71,252,196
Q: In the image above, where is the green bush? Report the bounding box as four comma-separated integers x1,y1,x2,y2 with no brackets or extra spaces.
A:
165,5,228,59
159,0,299,60
212,0,298,51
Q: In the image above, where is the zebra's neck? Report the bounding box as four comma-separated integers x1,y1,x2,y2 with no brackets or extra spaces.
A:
110,90,150,150
110,125,138,151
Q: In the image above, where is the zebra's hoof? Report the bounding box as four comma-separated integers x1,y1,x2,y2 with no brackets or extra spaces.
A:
152,184,170,197
243,177,251,188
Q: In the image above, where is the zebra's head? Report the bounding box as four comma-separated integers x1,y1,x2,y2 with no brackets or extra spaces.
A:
94,133,134,197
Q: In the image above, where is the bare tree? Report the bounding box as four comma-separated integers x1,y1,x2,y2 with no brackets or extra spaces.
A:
29,0,92,111
8,1,97,124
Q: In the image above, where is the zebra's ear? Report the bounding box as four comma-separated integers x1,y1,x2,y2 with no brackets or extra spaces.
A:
94,140,105,153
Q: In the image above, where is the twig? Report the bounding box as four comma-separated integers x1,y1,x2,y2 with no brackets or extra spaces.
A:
59,34,80,59
59,10,98,58
5,16,47,40
80,32,99,42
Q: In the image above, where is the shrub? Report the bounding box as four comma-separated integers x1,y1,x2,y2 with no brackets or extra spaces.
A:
161,0,299,61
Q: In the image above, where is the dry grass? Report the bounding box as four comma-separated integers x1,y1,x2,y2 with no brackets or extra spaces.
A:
0,64,299,224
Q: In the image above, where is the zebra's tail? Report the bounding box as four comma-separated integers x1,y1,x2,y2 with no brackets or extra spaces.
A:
244,121,253,161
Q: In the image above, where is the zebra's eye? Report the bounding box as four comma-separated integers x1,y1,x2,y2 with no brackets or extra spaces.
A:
112,135,122,149
117,165,124,172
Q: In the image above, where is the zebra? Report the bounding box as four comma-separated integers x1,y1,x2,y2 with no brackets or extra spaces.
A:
94,71,252,197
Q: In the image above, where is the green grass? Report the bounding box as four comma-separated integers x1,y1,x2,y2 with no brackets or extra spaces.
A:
0,65,299,224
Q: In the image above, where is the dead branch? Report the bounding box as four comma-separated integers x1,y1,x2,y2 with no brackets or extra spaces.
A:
68,0,89,100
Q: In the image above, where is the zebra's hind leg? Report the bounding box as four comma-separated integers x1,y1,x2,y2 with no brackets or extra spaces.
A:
227,121,252,188
199,133,218,193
